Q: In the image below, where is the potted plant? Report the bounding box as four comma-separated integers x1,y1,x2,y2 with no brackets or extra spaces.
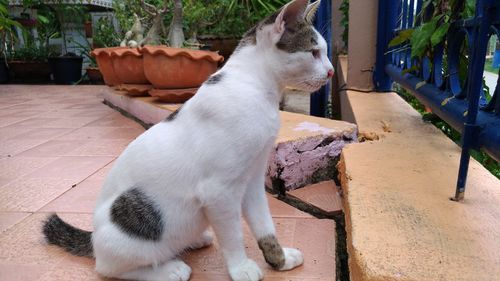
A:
86,60,103,84
47,2,85,84
141,46,223,88
186,0,287,60
0,56,7,84
72,36,104,84
92,16,121,49
92,1,152,88
90,16,121,86
96,0,225,101
0,0,23,83
7,44,53,83
138,0,223,102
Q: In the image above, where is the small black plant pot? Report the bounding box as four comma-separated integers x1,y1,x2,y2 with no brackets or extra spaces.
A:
49,56,83,84
0,58,8,83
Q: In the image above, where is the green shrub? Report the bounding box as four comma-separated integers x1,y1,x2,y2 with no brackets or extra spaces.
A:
93,16,121,48
113,0,287,41
9,44,55,62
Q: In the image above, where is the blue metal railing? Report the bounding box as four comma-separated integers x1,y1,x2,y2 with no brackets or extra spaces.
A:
374,0,500,200
311,0,332,117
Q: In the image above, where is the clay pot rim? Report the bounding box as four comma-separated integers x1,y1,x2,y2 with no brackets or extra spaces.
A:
91,47,133,58
109,48,142,58
149,87,199,93
116,83,153,91
140,45,224,63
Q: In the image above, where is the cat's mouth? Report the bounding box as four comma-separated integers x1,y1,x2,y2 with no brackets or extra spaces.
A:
289,77,329,92
303,79,328,91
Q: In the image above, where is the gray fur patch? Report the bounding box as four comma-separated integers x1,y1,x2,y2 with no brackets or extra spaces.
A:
205,72,224,85
42,214,93,257
110,188,164,241
276,22,318,53
236,9,318,54
238,26,258,47
258,235,285,269
164,106,182,122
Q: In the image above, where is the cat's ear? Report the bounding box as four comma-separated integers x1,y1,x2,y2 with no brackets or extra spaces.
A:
273,0,309,34
305,0,321,24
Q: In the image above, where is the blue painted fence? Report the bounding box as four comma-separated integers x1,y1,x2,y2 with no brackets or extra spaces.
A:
374,0,500,200
311,0,332,117
494,50,500,68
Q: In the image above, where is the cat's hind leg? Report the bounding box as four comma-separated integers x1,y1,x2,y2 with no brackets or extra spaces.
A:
93,231,180,280
118,259,191,281
92,198,181,280
188,229,214,250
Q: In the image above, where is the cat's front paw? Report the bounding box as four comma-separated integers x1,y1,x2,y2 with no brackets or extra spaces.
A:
229,259,263,281
165,260,191,281
278,248,304,271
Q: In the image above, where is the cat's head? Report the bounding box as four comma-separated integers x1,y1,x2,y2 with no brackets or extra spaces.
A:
239,0,334,92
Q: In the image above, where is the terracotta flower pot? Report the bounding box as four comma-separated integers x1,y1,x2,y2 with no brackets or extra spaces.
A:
140,46,224,89
86,67,104,84
149,88,198,103
91,47,122,86
110,48,148,84
115,84,153,96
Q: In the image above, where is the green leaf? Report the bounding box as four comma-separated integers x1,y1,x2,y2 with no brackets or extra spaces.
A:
37,14,50,24
441,96,454,106
416,81,427,89
415,0,434,22
402,65,419,75
463,0,475,18
0,4,7,16
389,29,414,47
1,17,23,29
410,15,441,58
430,22,450,47
483,77,491,101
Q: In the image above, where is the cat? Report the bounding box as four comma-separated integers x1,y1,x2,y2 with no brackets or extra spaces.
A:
42,0,334,280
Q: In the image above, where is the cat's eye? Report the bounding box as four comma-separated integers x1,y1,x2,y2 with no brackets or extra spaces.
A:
311,49,320,59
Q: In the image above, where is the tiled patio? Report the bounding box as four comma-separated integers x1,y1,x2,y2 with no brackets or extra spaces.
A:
0,85,336,281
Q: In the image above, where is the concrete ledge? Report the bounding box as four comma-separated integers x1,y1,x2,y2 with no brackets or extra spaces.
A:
270,113,357,191
102,88,357,191
102,89,181,126
339,90,500,281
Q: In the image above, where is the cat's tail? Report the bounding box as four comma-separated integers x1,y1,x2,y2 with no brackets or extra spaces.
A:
42,214,94,257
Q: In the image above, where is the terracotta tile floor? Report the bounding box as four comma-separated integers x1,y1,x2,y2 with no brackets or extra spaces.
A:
288,181,342,214
0,85,336,281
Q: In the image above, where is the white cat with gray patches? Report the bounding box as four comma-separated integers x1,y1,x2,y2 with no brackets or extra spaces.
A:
42,0,333,280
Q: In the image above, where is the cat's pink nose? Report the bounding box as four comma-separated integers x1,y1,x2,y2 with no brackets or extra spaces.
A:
327,69,334,78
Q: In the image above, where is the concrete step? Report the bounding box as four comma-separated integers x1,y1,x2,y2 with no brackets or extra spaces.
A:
287,180,343,215
102,88,357,192
339,90,500,281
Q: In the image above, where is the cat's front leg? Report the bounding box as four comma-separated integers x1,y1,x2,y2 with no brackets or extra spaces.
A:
205,201,263,281
242,178,304,271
